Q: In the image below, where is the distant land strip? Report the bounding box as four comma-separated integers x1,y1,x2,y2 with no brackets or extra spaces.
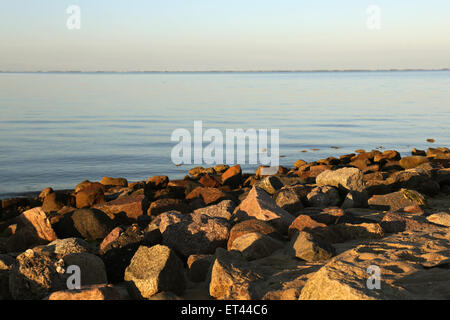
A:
0,68,449,74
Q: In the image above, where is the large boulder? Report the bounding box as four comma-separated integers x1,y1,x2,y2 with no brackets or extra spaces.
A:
193,200,236,221
306,186,341,208
124,245,186,299
399,156,429,169
75,184,105,208
62,252,107,286
368,189,426,212
255,176,284,195
9,249,67,300
299,229,450,300
221,165,242,188
289,231,335,262
42,192,74,213
227,219,282,250
386,169,440,196
230,232,284,261
186,187,228,206
94,194,144,221
235,187,295,234
71,208,114,241
159,211,230,258
316,168,368,208
274,185,305,215
100,225,160,283
6,207,57,252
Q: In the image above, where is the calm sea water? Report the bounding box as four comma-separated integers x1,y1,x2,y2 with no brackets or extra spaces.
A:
1,71,449,198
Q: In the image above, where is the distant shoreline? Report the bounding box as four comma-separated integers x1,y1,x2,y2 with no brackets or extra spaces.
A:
1,68,449,74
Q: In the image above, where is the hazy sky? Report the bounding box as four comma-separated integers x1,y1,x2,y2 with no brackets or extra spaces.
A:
1,0,449,71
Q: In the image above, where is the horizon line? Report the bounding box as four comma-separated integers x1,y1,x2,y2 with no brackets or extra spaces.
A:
1,68,449,74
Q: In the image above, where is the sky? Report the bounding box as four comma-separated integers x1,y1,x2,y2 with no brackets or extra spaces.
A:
0,0,449,71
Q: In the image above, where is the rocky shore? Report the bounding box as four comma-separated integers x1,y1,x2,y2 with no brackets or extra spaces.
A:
1,147,450,300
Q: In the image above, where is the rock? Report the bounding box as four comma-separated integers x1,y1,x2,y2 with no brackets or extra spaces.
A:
198,174,221,188
221,165,242,188
186,187,227,206
63,252,108,286
427,147,450,159
100,177,128,187
39,187,54,201
230,232,283,261
42,238,92,257
71,208,114,241
373,150,401,162
100,225,159,284
9,249,67,300
330,223,384,241
146,176,169,189
42,192,74,213
76,184,105,208
161,211,230,258
368,189,426,212
399,156,429,169
274,185,305,215
288,215,327,239
306,186,341,208
0,254,14,299
46,284,121,300
147,198,189,216
316,167,368,208
209,250,263,300
75,180,103,193
289,231,335,262
293,160,307,169
49,207,81,239
214,164,230,174
94,194,144,221
427,212,450,227
295,207,345,225
412,148,426,156
187,254,215,282
193,200,236,221
386,169,440,196
235,187,295,234
124,245,186,299
227,220,282,250
316,167,365,192
6,207,57,252
255,176,284,195
299,229,450,300
99,227,123,252
380,212,442,233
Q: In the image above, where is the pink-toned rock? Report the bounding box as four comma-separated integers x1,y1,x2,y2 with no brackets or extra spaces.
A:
6,207,57,252
76,184,105,208
95,194,144,220
221,165,242,188
99,227,124,252
46,284,121,300
288,215,327,239
235,187,295,234
186,187,227,205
